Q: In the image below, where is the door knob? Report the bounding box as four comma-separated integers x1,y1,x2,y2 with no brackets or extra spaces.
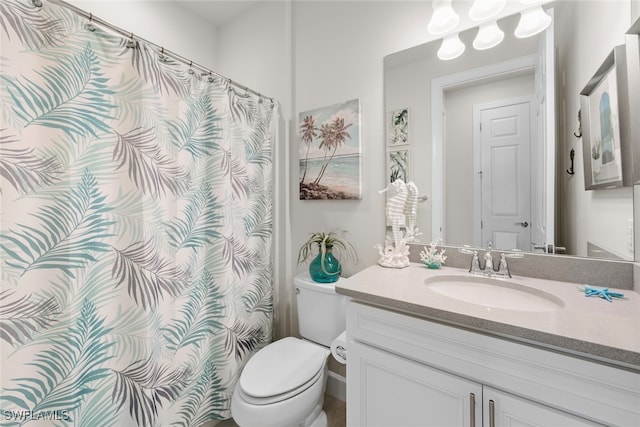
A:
516,221,529,228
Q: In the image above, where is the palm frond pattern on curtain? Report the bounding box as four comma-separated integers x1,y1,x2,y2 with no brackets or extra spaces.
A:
0,0,274,425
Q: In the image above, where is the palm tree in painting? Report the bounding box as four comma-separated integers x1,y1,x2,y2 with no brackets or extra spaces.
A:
313,117,352,185
299,115,317,183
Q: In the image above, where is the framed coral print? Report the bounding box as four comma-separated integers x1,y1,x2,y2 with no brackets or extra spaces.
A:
387,147,409,184
388,108,409,145
580,45,632,190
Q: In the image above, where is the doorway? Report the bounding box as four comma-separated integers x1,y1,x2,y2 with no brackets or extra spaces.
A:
473,97,533,251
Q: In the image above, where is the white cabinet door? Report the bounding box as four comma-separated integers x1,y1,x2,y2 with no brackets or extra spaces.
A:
483,387,603,427
348,342,482,427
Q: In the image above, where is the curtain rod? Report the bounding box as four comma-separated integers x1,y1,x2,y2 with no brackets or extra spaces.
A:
44,0,275,104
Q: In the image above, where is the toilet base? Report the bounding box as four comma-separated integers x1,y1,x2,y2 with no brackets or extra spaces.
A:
308,409,327,427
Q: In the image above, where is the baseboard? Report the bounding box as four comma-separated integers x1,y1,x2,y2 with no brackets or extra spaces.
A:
326,371,346,402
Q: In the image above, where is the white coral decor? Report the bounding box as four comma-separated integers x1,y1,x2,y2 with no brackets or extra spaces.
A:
420,240,447,267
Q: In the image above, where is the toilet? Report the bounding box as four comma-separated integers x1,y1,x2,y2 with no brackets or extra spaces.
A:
231,272,347,427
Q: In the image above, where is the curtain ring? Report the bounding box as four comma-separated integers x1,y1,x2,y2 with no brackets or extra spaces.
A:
207,71,214,83
188,61,195,75
85,13,96,32
126,32,135,49
31,0,43,8
158,47,167,63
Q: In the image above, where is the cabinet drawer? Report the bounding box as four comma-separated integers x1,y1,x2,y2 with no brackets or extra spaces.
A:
347,300,640,426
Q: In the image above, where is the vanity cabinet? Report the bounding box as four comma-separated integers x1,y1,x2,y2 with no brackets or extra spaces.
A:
346,301,640,427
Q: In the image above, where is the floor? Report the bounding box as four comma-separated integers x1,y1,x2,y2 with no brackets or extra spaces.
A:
218,393,346,427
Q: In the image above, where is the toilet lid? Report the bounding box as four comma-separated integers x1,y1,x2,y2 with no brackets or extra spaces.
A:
240,337,328,399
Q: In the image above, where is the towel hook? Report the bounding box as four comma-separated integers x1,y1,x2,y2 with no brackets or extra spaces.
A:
573,109,582,138
567,148,575,175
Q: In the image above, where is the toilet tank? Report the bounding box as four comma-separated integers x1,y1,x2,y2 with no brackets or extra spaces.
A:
294,272,347,347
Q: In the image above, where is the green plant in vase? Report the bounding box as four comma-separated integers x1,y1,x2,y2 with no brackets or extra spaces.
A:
297,231,358,283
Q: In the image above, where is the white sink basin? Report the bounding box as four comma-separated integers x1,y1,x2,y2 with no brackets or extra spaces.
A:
425,275,564,312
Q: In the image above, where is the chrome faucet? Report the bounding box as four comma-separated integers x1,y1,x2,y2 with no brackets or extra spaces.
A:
460,244,524,278
482,241,494,272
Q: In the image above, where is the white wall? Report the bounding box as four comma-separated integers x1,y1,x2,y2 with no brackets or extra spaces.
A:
291,1,435,277
68,0,218,69
216,1,288,104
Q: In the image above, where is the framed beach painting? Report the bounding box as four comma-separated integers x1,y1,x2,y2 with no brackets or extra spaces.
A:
298,99,362,200
580,45,632,189
388,108,409,145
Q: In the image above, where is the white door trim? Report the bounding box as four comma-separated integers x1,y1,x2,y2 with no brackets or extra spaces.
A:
431,55,536,242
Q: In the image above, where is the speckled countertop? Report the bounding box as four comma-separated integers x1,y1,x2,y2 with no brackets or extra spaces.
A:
336,263,640,371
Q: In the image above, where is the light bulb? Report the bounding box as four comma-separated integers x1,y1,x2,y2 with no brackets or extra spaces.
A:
469,0,506,22
428,0,460,35
514,6,552,38
473,22,504,50
438,34,465,60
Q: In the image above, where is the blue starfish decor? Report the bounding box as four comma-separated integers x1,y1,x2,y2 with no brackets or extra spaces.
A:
578,285,625,302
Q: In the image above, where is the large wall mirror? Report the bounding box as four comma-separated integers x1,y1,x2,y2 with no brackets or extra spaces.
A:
385,0,637,261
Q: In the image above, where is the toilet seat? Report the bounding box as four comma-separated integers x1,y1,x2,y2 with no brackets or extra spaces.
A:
239,337,329,405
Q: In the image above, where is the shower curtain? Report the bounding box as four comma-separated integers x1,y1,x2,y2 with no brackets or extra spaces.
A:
0,0,274,425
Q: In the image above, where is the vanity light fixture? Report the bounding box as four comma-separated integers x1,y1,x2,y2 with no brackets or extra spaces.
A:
428,0,460,35
514,6,552,38
438,33,465,60
473,21,504,50
468,0,506,22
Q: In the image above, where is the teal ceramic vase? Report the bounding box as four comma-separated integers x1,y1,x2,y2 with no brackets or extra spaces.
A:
309,247,341,283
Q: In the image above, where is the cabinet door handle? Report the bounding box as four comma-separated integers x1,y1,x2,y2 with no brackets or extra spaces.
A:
469,393,476,427
489,399,495,427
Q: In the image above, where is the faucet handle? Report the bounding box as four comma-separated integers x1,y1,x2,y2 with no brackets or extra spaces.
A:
459,246,475,255
469,251,483,275
495,254,510,278
505,250,524,259
495,251,523,278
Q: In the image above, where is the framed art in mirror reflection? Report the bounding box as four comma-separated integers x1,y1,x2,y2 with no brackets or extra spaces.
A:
580,44,633,190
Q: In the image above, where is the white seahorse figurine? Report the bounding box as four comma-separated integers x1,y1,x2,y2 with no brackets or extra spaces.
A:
376,179,411,269
379,179,407,247
404,181,419,242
